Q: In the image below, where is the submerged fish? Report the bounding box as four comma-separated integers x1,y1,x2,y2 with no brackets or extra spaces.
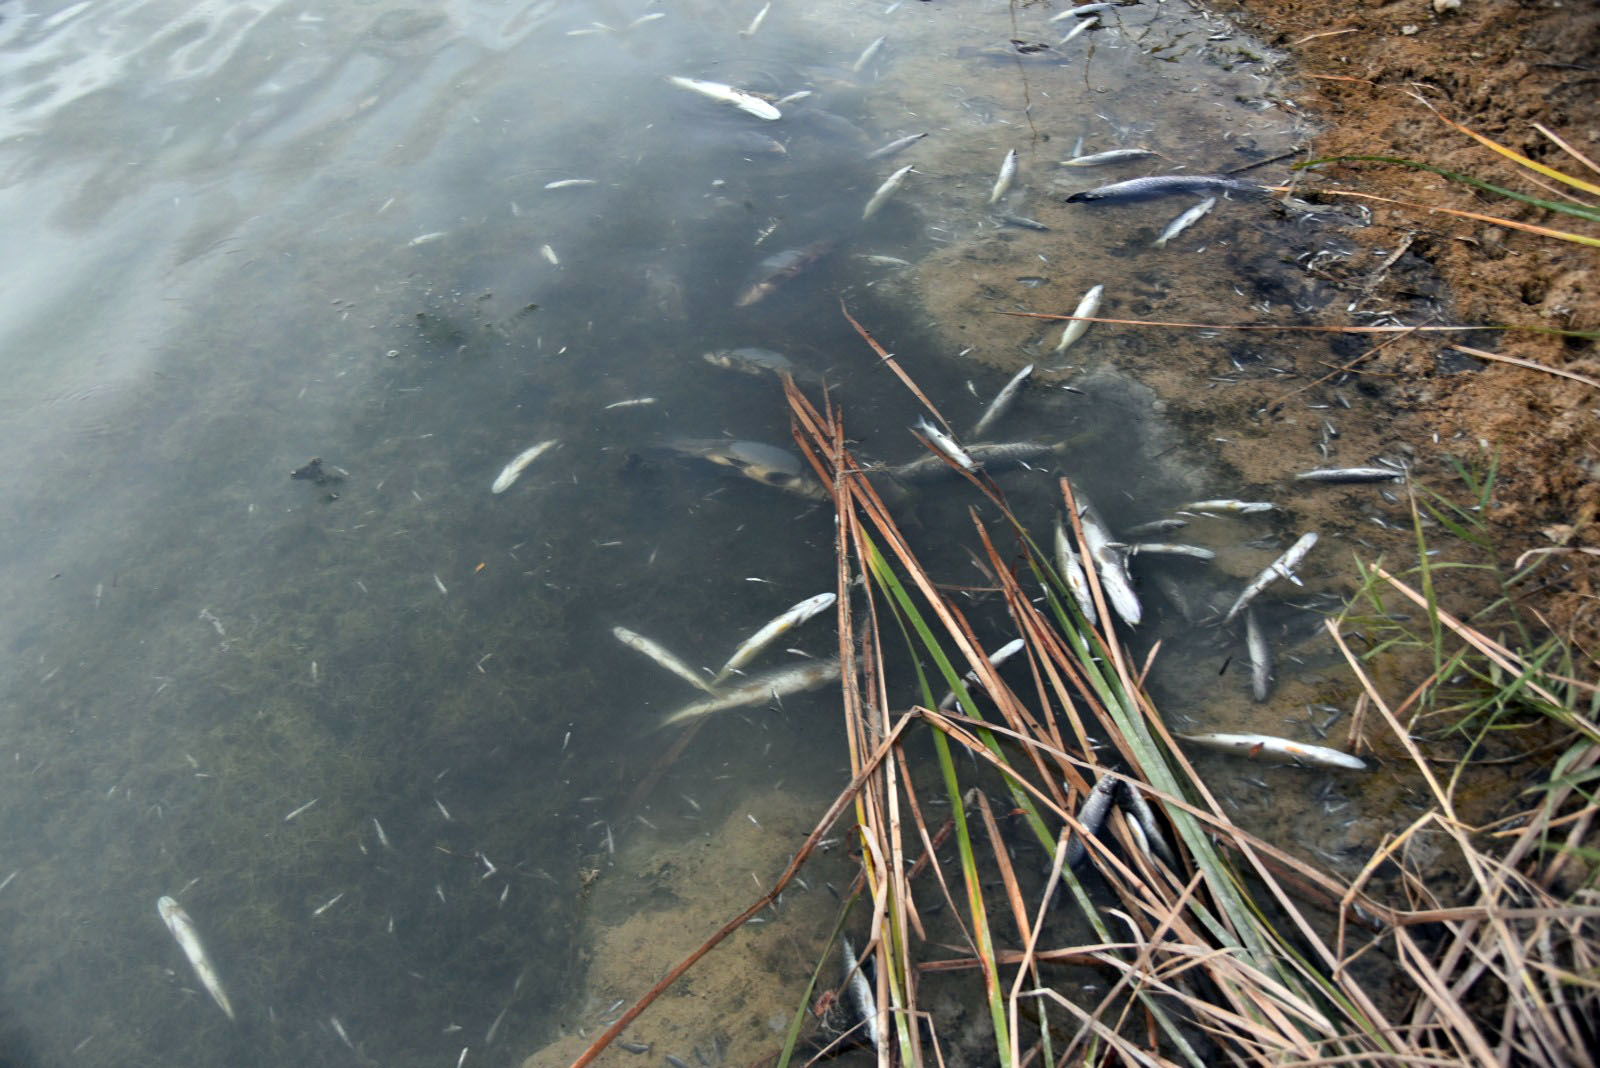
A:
864,132,927,161
1059,147,1155,167
666,76,780,121
1244,608,1272,702
1052,284,1103,355
1054,517,1099,626
1065,174,1264,204
664,438,827,500
862,164,916,220
989,148,1018,205
658,659,840,727
739,1,770,38
1177,731,1367,771
157,896,235,1021
735,239,838,307
491,439,559,494
1184,499,1274,516
1222,531,1318,625
912,417,979,472
1057,16,1098,45
971,363,1033,439
1127,542,1216,561
840,936,881,1054
1115,781,1177,868
1294,467,1405,484
852,34,887,73
1048,2,1118,21
1152,196,1217,249
702,346,797,378
613,626,718,695
715,592,836,683
1063,775,1117,869
889,440,1058,483
937,638,1027,711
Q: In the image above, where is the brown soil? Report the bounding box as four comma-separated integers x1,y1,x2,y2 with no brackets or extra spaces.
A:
1216,0,1600,654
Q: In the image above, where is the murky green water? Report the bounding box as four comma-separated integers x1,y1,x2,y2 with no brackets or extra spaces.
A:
0,0,1440,1064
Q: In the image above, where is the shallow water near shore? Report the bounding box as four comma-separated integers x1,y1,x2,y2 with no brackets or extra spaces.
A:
0,1,1447,1064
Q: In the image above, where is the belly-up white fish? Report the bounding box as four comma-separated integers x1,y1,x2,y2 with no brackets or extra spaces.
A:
613,626,718,694
658,659,840,728
863,164,916,220
1053,517,1099,627
157,896,236,1021
971,363,1033,439
715,592,836,684
913,417,980,472
1177,731,1367,771
1076,492,1141,626
989,148,1018,205
491,439,559,494
1222,531,1318,625
666,76,781,121
1152,196,1217,249
1052,284,1103,356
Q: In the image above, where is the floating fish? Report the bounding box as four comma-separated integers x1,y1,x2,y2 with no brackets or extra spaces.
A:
1079,497,1141,627
1152,196,1217,249
1244,607,1272,702
1294,467,1405,483
938,638,1027,711
889,440,1059,483
1222,531,1318,625
913,417,979,473
666,76,780,121
715,592,836,684
1115,780,1177,868
972,363,1033,439
840,936,881,1054
1177,731,1367,771
544,179,597,189
862,164,916,220
864,132,927,161
1127,542,1216,561
1124,518,1188,537
739,1,770,38
491,439,559,494
613,626,719,694
1184,499,1274,516
658,660,840,727
1052,284,1103,355
1059,148,1155,167
852,34,887,74
989,148,1018,205
157,896,236,1021
1065,175,1264,204
1057,15,1098,45
1054,517,1099,626
1048,2,1118,21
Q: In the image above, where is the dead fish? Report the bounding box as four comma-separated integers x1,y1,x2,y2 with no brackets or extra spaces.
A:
864,132,927,161
1052,284,1103,355
1152,196,1217,249
702,347,797,378
1000,214,1051,231
715,593,836,684
862,164,916,220
840,936,881,1054
888,440,1059,483
1244,608,1272,702
666,76,781,121
544,179,597,189
664,438,827,500
1115,781,1177,868
852,34,887,73
1076,490,1141,626
739,1,770,38
1222,531,1318,625
989,148,1018,205
971,363,1033,439
1184,499,1274,516
491,440,559,494
1294,467,1406,484
1057,15,1098,45
1065,174,1265,204
1063,775,1117,869
1127,542,1216,561
735,239,838,306
1177,731,1367,771
1124,518,1187,537
1048,2,1118,20
157,896,236,1021
613,626,719,694
1059,147,1155,167
658,660,840,727
1054,517,1099,626
938,638,1027,711
912,417,979,472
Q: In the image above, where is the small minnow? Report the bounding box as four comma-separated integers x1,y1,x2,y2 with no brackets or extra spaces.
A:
491,439,559,494
863,164,916,220
157,896,235,1020
1152,196,1217,249
971,363,1033,439
408,231,447,246
434,797,452,821
544,179,597,189
604,397,656,409
658,660,841,728
1127,542,1216,561
312,891,345,917
1048,2,1117,20
540,244,560,266
738,1,770,38
989,148,1018,205
1244,608,1272,702
852,34,887,73
913,417,979,472
1178,731,1367,771
1294,467,1405,484
1052,284,1103,355
864,132,927,161
840,936,881,1053
1223,532,1318,625
1063,774,1117,869
1054,517,1099,626
1059,147,1154,167
1184,499,1274,515
284,798,319,822
372,818,391,849
1065,174,1264,204
666,76,780,121
331,1016,353,1049
714,593,836,684
1077,494,1141,626
614,626,719,694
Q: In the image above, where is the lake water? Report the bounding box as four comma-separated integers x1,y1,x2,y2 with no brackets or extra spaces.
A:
0,1,1435,1065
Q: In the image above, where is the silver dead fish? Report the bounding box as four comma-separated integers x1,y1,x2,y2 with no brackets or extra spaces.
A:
1244,607,1272,702
1054,517,1099,626
1048,2,1117,21
666,76,781,121
1184,499,1274,516
913,417,979,472
739,1,770,38
1127,542,1216,561
938,638,1027,711
658,660,841,727
1057,15,1098,45
862,164,916,220
840,936,881,1054
864,132,927,161
972,363,1033,439
1065,174,1264,204
1059,147,1155,167
1178,731,1368,771
665,438,828,500
1152,196,1217,249
1294,467,1406,484
157,896,236,1021
989,148,1018,205
491,439,559,494
1063,774,1117,869
613,626,719,694
1222,531,1318,625
1052,284,1103,355
1076,491,1141,626
1116,781,1177,868
714,592,836,683
888,440,1058,483
852,34,887,73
